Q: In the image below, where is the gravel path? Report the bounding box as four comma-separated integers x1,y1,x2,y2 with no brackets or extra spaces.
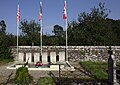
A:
0,62,15,84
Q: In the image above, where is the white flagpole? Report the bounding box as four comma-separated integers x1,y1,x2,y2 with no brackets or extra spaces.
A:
17,4,20,61
63,0,68,61
40,19,42,57
17,21,19,61
39,0,42,57
65,18,68,61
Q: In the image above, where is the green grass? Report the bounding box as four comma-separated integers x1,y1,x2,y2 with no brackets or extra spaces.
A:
36,77,55,85
79,61,108,80
0,58,13,66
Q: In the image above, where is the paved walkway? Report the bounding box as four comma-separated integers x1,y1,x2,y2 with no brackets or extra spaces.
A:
0,62,59,84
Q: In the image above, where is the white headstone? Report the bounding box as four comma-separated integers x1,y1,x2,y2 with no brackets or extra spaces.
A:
26,53,32,63
42,52,48,64
34,53,40,64
59,52,65,62
50,52,56,63
18,53,24,62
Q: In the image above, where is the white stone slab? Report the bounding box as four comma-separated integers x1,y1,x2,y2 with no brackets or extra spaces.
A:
50,52,56,63
26,53,32,63
42,52,48,64
59,52,65,62
18,53,24,62
34,53,40,64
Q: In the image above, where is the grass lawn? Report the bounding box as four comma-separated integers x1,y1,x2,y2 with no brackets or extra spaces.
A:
0,59,13,66
79,61,108,80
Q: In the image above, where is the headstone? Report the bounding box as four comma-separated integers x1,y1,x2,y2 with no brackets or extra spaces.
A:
34,53,40,64
42,52,48,64
26,53,32,63
50,52,56,63
18,52,24,62
59,52,65,62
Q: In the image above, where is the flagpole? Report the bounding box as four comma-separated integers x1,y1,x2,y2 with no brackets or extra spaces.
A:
16,4,20,62
65,18,68,61
17,21,19,61
63,0,68,61
40,19,42,57
39,0,42,58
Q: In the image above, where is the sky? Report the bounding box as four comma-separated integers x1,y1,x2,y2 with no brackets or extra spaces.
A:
0,0,120,35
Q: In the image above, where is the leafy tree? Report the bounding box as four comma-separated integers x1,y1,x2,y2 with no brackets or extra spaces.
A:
0,35,12,59
20,20,40,46
68,2,117,46
0,20,6,34
0,20,13,60
7,33,16,46
52,25,64,37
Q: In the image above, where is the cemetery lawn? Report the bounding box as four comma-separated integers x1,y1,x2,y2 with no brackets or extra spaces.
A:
0,59,13,66
79,61,108,80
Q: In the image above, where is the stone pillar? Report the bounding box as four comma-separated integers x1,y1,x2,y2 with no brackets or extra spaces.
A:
26,53,32,63
59,52,65,62
42,52,48,64
50,52,56,63
34,53,40,64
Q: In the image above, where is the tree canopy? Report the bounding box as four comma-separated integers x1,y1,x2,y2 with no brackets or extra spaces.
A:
0,20,12,60
19,20,41,46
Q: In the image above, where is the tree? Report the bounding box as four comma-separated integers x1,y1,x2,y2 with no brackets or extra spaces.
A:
20,20,41,46
52,25,64,37
0,20,6,34
68,2,115,46
0,20,12,60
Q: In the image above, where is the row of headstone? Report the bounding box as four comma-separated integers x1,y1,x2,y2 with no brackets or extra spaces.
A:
18,51,65,64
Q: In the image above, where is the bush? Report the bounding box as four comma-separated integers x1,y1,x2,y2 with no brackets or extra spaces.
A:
15,66,33,85
36,77,55,85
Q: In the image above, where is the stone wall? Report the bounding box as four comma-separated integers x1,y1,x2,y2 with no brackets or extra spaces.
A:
68,46,120,62
11,46,120,63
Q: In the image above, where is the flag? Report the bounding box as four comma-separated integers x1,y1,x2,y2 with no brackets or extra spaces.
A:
39,1,42,21
17,4,20,23
63,0,67,20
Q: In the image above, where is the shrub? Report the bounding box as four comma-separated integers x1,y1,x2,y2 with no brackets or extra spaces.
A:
15,66,33,85
36,77,55,85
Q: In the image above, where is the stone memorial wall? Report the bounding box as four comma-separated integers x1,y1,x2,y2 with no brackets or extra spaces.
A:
11,46,120,64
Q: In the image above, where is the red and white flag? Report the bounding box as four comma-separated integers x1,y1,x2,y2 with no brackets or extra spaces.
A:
39,1,42,21
17,4,20,23
63,0,67,21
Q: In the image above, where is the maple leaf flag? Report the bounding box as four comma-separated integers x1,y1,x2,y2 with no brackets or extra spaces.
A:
63,0,67,20
39,1,42,21
17,4,20,23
